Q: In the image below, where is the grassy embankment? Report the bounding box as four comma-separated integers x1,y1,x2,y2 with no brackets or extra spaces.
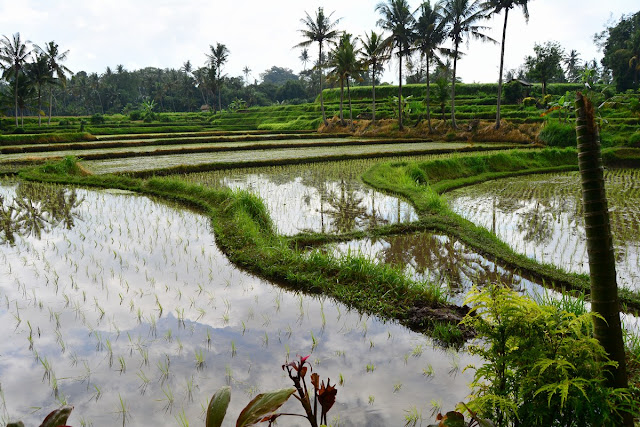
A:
357,147,640,311
18,157,469,344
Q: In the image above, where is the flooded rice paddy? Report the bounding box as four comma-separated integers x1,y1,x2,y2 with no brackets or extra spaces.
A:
323,232,544,306
175,160,419,235
445,169,640,291
0,182,473,426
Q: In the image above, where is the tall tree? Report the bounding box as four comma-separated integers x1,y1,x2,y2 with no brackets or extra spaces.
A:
34,41,72,125
25,53,54,126
299,48,310,71
242,65,252,85
328,33,362,127
524,41,565,96
413,0,449,131
563,49,582,83
359,31,391,124
295,7,341,126
376,0,416,131
484,0,530,129
206,42,230,112
0,33,32,127
597,11,640,91
441,0,494,129
574,92,633,426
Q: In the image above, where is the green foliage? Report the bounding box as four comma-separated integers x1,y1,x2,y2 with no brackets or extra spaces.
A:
462,286,639,426
90,113,105,125
522,97,537,107
538,121,576,147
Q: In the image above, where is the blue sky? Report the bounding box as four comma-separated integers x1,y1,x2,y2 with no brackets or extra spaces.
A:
1,0,637,83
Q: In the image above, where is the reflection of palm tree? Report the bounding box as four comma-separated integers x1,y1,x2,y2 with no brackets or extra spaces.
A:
324,180,368,233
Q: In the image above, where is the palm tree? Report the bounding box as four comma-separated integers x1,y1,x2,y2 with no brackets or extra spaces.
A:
206,43,230,112
242,66,252,85
0,33,32,127
376,0,416,130
484,0,530,129
413,1,449,131
563,49,582,83
442,0,494,128
299,48,310,71
328,33,362,127
25,53,54,126
295,7,341,127
34,41,72,125
359,31,391,124
575,92,632,426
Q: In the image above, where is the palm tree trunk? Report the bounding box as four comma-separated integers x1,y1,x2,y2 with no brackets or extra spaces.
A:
14,69,19,127
339,78,344,124
319,43,328,126
372,66,377,125
347,76,353,128
451,44,459,129
398,50,404,131
575,92,632,426
37,85,42,127
48,87,54,125
425,57,432,132
495,8,509,130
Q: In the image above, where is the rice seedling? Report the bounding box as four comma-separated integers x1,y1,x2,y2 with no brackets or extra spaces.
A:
174,408,189,427
194,350,205,370
118,356,126,373
366,363,375,373
230,340,237,357
137,370,150,394
115,393,130,426
368,395,375,405
430,399,443,418
157,357,171,383
422,364,434,378
404,406,423,427
225,364,233,385
160,384,175,413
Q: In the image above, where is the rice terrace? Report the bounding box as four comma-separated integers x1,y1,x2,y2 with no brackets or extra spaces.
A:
2,2,640,426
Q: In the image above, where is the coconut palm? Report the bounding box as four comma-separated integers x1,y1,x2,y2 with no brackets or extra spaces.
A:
295,7,341,127
299,48,310,71
206,43,230,112
0,33,32,127
376,0,416,130
242,66,252,85
563,49,582,83
441,0,494,128
328,33,363,127
484,0,530,129
575,92,632,426
25,53,54,126
359,31,391,124
413,0,450,131
34,41,72,125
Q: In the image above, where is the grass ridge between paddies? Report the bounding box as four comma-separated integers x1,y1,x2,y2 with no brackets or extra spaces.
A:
361,147,640,312
18,157,470,345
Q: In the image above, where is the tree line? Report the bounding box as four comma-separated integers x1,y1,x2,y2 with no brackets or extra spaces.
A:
0,4,638,128
299,1,638,131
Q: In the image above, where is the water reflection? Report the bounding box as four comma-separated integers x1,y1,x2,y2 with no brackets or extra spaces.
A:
0,182,83,243
446,170,640,290
0,184,472,426
180,167,418,236
324,232,544,305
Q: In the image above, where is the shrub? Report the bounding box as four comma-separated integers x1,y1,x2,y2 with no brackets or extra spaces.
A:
58,119,70,126
503,81,524,104
462,286,639,426
90,114,105,125
12,127,25,134
522,97,537,107
628,132,640,146
538,121,576,147
129,110,142,121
